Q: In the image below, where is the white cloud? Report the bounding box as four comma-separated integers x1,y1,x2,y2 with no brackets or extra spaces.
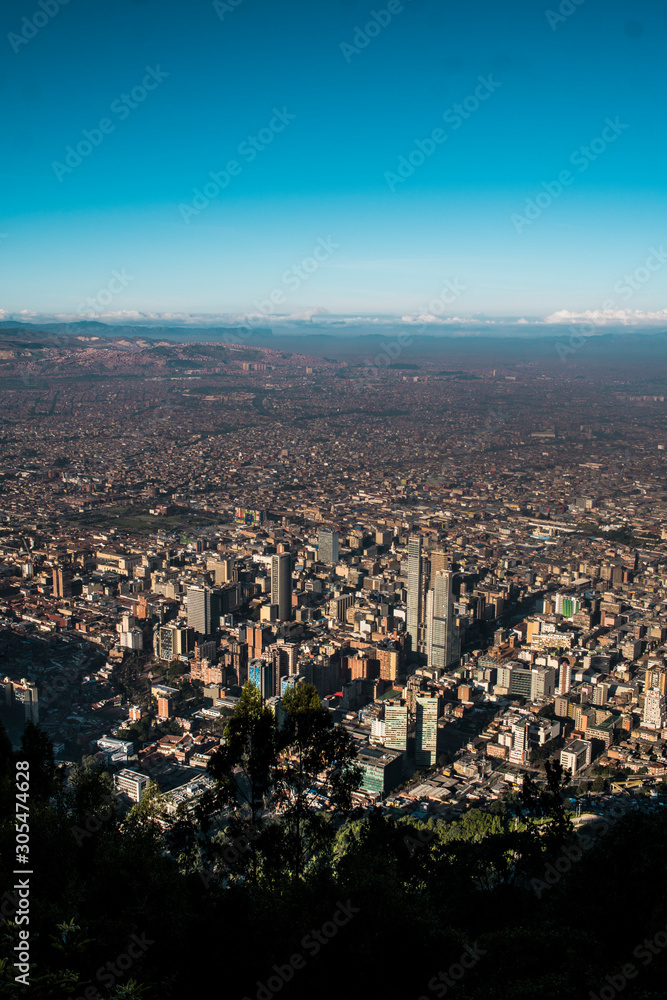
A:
2,306,667,336
545,308,667,326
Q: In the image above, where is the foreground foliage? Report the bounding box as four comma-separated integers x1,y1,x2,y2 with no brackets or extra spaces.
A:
1,712,666,1000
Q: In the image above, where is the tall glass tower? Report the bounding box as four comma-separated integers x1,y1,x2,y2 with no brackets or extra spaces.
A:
427,569,454,671
415,694,438,768
318,528,339,566
407,535,422,654
271,553,292,621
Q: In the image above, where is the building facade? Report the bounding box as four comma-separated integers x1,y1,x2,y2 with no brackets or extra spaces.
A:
271,553,292,621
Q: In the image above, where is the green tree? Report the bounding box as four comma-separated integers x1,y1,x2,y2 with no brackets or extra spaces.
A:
271,683,362,880
166,658,187,685
68,755,115,827
124,779,167,836
207,680,276,828
520,759,573,855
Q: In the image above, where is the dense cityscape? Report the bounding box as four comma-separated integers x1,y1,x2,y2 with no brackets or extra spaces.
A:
3,0,666,995
1,324,667,997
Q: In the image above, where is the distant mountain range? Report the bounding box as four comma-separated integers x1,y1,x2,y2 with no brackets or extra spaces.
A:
2,318,667,363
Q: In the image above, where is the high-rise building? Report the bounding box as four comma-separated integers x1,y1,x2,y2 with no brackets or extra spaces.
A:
269,640,299,696
249,658,273,698
593,682,610,707
645,665,667,696
407,535,425,656
510,717,530,764
187,585,211,636
301,657,338,698
157,696,172,719
318,529,339,566
426,569,454,672
643,687,666,730
119,629,144,651
117,612,143,651
158,623,192,661
428,549,448,589
271,553,292,621
502,664,557,701
376,643,400,683
53,566,73,599
357,746,403,796
207,556,235,585
554,593,583,618
560,739,592,776
247,623,273,660
194,639,217,663
384,700,408,755
113,769,149,803
415,693,438,768
12,680,39,724
405,673,426,716
557,659,572,695
532,666,557,701
327,593,354,621
554,696,571,719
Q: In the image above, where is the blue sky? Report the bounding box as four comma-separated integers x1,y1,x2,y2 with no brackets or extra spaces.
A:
1,0,666,331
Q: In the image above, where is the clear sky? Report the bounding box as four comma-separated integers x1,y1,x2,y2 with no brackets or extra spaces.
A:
1,0,666,331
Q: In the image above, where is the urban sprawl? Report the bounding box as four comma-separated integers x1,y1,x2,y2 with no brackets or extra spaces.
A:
2,328,667,823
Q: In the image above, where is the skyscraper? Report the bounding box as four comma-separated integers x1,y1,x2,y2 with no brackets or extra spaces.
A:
158,623,192,661
318,528,339,566
271,553,292,621
207,556,235,585
384,700,408,756
53,566,73,599
645,665,667,696
643,687,666,730
407,535,424,656
249,658,273,698
269,640,298,695
415,694,438,768
557,659,572,695
428,548,448,588
426,569,454,672
187,585,212,637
